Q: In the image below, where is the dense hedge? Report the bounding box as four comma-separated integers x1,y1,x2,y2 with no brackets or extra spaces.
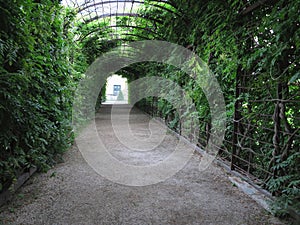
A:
0,0,78,191
0,0,299,219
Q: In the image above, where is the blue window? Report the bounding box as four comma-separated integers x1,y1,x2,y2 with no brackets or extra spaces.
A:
113,85,121,96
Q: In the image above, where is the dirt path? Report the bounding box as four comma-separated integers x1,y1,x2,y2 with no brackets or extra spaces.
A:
0,105,285,225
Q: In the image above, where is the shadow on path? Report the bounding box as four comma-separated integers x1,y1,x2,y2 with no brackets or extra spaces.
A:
0,105,285,225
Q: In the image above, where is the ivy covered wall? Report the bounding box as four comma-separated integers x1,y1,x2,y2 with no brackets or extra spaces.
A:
0,0,81,191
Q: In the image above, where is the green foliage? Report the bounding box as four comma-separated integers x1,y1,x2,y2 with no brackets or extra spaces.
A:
121,0,300,218
267,152,300,218
0,0,77,191
0,0,299,220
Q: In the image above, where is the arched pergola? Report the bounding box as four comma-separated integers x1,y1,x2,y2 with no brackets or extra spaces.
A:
62,0,180,43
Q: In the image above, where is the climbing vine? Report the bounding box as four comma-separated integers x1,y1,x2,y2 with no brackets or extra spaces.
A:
118,0,300,218
0,0,299,219
0,0,79,191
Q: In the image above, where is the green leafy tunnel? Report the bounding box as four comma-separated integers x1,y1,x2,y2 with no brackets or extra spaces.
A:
0,0,299,218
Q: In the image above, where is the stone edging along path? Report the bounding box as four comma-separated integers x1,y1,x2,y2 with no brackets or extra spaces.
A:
0,105,287,225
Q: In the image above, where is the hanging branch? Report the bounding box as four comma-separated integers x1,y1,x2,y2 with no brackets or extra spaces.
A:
279,99,298,162
269,83,282,185
239,0,268,15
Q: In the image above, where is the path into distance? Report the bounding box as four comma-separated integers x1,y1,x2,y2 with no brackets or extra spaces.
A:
0,105,285,225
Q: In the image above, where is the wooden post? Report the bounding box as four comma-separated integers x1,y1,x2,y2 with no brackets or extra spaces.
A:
272,83,282,180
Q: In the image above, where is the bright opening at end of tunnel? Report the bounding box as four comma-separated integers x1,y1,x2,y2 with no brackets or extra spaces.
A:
103,74,128,104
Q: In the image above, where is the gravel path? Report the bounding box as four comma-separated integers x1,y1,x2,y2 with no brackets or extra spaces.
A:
0,105,286,225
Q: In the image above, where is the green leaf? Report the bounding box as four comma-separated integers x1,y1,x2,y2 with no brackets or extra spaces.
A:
289,72,300,84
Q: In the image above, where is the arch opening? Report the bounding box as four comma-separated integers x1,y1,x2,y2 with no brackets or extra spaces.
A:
103,74,129,104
